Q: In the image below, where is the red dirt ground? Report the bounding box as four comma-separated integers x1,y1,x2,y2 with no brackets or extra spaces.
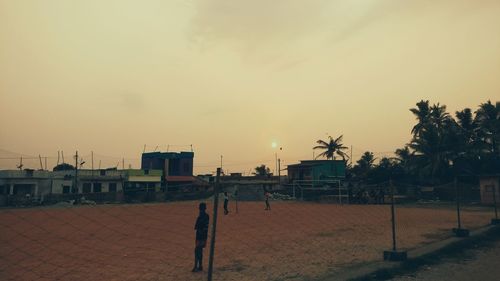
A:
0,201,493,281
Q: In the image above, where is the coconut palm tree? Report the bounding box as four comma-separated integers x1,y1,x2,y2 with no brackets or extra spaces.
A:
409,103,456,183
410,100,431,136
313,135,349,161
474,100,499,156
351,151,376,179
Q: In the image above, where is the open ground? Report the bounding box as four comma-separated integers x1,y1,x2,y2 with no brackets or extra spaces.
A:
0,201,493,281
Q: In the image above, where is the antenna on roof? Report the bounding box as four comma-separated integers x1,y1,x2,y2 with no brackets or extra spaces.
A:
98,160,101,170
80,158,85,168
61,151,65,163
166,145,170,152
17,157,23,170
39,154,44,170
57,151,60,165
143,144,146,153
153,145,159,152
190,144,193,152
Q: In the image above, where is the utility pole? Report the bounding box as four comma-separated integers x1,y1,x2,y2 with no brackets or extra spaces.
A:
74,151,78,194
91,151,94,176
278,158,281,186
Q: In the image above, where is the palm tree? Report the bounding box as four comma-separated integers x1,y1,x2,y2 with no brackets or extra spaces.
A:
455,108,480,158
474,100,499,156
410,100,431,136
313,135,349,161
395,145,413,175
409,103,455,183
351,151,376,179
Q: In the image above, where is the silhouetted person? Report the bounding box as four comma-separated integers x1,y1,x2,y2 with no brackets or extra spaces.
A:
265,191,271,210
192,202,209,272
223,192,229,215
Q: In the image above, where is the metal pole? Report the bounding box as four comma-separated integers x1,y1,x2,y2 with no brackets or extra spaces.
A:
455,177,462,229
207,168,221,281
91,151,94,177
39,155,43,170
74,151,78,194
278,158,281,186
390,179,397,251
275,152,277,180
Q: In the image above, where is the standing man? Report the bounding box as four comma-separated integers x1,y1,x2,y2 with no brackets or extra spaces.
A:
192,202,209,272
265,191,271,210
223,192,229,215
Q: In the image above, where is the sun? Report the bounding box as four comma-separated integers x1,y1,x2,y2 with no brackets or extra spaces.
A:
271,142,277,148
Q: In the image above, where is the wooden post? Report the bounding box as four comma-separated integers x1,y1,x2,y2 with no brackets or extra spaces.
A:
207,168,221,281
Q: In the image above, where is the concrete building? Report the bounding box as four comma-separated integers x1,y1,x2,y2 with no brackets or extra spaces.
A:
141,151,193,177
0,170,52,205
141,151,196,190
287,160,346,183
0,168,163,206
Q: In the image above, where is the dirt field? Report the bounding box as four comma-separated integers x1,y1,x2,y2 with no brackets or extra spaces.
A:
0,201,493,281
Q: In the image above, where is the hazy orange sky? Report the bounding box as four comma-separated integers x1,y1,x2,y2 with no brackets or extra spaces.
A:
1,0,499,174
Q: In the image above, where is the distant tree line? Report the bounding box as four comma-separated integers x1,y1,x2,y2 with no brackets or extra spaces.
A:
315,100,499,185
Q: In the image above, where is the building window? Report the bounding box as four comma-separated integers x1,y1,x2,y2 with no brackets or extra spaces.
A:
144,169,149,175
83,183,91,193
93,183,102,193
63,186,70,194
109,183,117,192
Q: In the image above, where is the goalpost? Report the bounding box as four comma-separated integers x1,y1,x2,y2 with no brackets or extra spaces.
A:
293,179,348,203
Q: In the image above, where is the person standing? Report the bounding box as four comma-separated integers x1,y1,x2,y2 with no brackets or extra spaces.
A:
265,191,271,210
192,202,209,272
223,192,229,215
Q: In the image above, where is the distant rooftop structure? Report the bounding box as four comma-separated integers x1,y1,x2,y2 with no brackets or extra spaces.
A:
141,151,194,181
287,160,346,183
